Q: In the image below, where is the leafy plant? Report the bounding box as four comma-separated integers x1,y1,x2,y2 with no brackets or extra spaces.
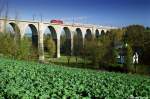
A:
0,58,150,98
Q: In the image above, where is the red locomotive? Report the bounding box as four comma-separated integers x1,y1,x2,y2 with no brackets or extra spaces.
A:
50,20,63,24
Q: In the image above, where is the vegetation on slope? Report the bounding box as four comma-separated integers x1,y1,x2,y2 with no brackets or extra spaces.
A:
0,58,150,98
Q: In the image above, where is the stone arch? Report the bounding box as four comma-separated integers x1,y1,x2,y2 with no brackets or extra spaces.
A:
63,27,71,39
101,29,105,35
73,28,83,55
85,29,92,40
24,24,38,48
47,26,57,39
106,30,110,35
7,22,21,39
44,26,58,57
60,27,72,55
8,22,20,33
95,29,100,38
75,28,83,41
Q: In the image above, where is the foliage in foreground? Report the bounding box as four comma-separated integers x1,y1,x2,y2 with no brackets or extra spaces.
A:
44,35,56,58
0,58,150,99
0,33,38,60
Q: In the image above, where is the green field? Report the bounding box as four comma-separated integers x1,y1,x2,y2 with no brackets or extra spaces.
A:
0,58,150,98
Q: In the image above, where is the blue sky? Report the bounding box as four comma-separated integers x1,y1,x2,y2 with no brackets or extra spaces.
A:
4,0,150,27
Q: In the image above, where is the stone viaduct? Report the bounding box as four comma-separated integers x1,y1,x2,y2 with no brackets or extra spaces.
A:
0,19,116,61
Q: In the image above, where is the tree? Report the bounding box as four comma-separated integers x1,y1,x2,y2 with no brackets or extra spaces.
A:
73,32,83,64
60,32,72,65
126,25,145,46
125,25,145,55
107,29,125,64
16,36,31,60
98,34,113,65
84,39,99,66
0,32,17,58
142,28,150,65
123,44,133,73
110,48,118,64
109,29,125,43
83,34,112,68
44,36,55,58
73,34,79,63
124,25,150,65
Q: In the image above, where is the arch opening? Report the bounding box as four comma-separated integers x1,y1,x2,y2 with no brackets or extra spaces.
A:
106,30,110,35
24,24,39,59
101,30,105,36
6,22,21,39
25,24,38,48
60,27,71,56
73,28,83,56
85,29,92,40
44,26,57,58
95,29,100,38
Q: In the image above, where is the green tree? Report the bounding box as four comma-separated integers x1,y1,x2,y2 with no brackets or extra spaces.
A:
110,48,118,64
124,44,133,72
84,34,112,68
125,25,145,62
98,35,113,65
84,39,99,66
125,25,145,48
73,34,78,63
109,29,125,43
142,28,150,65
0,33,14,57
16,37,31,60
44,36,55,58
104,30,121,64
73,33,83,64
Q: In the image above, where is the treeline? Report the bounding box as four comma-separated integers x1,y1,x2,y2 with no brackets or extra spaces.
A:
0,25,150,74
73,25,150,74
73,29,125,70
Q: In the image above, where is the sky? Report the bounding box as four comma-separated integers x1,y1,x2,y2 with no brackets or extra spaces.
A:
2,0,150,27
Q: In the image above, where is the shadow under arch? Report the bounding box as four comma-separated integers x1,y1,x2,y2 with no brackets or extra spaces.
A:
101,30,105,36
28,24,38,48
73,28,84,55
44,26,58,57
95,29,100,38
23,24,39,59
85,29,93,40
7,22,21,40
60,27,71,56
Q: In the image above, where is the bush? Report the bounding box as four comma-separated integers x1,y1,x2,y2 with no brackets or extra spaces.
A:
0,33,38,61
16,37,31,60
0,33,17,58
44,37,55,57
123,44,134,72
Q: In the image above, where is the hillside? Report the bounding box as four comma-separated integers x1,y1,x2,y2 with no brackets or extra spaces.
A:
0,58,150,98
